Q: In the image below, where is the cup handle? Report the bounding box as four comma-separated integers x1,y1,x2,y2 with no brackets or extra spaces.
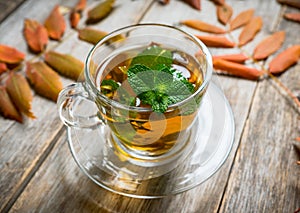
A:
57,82,103,129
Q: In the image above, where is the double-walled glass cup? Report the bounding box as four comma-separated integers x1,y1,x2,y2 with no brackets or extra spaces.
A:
58,23,212,175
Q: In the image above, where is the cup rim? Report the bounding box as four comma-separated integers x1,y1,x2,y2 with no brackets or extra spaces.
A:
85,23,213,112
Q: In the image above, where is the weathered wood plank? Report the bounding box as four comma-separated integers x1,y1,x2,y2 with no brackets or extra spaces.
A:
219,3,300,213
8,0,272,212
0,0,154,211
0,0,27,23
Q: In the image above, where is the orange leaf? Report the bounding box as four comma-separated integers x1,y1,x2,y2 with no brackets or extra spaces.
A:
0,86,23,123
277,0,300,9
159,0,170,4
74,0,87,12
230,9,254,31
44,51,84,80
70,11,81,29
26,62,63,102
0,62,7,74
211,0,224,5
213,53,249,64
268,45,300,74
44,5,66,40
284,13,300,23
217,3,233,25
0,44,25,64
181,20,226,34
238,16,263,47
195,35,235,48
6,72,35,118
23,19,48,53
213,58,263,80
182,0,201,10
78,27,108,45
296,137,300,142
86,0,115,24
253,31,285,60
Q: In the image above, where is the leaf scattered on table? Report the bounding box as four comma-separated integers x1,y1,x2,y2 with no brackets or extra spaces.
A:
86,0,115,24
78,27,108,45
23,19,48,53
159,0,170,4
74,0,87,12
217,3,233,25
0,86,23,123
213,58,263,80
284,13,300,23
277,0,300,9
268,45,300,74
182,0,201,10
6,72,35,118
210,0,224,5
70,11,81,29
253,31,285,60
230,9,254,31
44,5,66,40
238,16,263,47
181,20,226,34
195,35,235,48
44,51,84,80
296,137,300,142
0,44,25,64
213,53,249,64
26,62,63,102
0,62,7,74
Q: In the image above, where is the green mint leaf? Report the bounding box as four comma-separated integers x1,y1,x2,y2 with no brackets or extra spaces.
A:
100,79,119,94
130,45,173,69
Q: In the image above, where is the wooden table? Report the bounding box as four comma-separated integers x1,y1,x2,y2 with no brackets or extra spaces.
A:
1,0,299,212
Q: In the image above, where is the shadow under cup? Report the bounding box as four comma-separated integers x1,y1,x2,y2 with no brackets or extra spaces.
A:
85,24,212,165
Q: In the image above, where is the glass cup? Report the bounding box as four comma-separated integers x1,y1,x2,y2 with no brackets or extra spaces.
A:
57,23,212,168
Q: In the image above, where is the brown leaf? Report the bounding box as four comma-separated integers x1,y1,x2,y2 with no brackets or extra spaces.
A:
181,20,226,34
213,58,263,80
268,45,300,74
277,0,300,9
6,72,35,118
238,16,263,47
86,0,115,24
26,62,63,102
70,11,81,29
159,0,170,4
0,62,7,74
44,5,66,40
195,35,235,48
23,19,48,53
182,0,201,10
78,27,108,45
211,0,224,5
74,0,87,12
0,44,25,64
213,53,249,64
44,51,84,80
284,13,300,23
230,9,254,31
217,3,233,25
0,86,23,123
253,31,285,60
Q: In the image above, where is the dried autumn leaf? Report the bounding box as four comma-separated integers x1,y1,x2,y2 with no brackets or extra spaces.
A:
284,13,300,23
217,3,233,25
181,20,226,34
0,86,23,123
238,16,263,47
159,0,170,4
253,31,285,60
213,58,263,80
23,19,48,53
213,53,249,64
44,5,66,40
296,137,300,142
26,62,63,102
268,45,300,74
78,27,108,45
70,11,81,29
195,35,235,48
182,0,201,10
230,9,254,31
0,62,7,74
211,0,224,5
277,0,300,9
0,44,25,64
75,0,87,12
86,0,115,24
44,51,84,80
6,72,35,118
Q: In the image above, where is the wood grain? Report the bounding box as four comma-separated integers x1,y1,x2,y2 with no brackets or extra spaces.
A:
0,0,27,23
